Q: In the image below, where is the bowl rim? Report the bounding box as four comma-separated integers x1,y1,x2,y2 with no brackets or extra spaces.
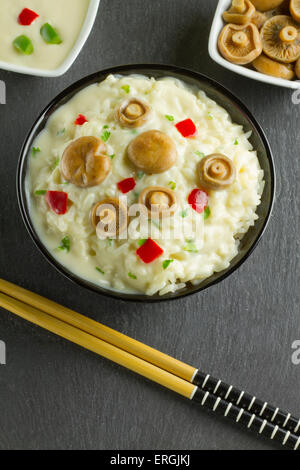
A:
208,0,300,90
0,0,101,77
16,63,276,302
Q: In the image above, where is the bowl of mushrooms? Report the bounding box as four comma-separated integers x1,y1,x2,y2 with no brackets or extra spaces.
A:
209,0,300,88
17,64,274,301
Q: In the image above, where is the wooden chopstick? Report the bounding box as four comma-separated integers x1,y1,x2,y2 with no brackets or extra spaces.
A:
0,279,299,450
0,278,299,437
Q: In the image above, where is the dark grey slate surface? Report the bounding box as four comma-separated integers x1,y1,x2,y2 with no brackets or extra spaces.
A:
0,0,299,450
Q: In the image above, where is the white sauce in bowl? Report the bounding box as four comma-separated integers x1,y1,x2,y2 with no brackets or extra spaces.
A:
0,0,90,70
26,74,264,296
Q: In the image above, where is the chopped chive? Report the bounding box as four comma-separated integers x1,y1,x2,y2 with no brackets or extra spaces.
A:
180,209,188,218
109,154,116,160
195,151,205,158
168,181,176,190
138,239,147,247
131,129,138,135
57,236,70,252
133,191,139,199
184,240,198,253
101,130,111,142
32,147,41,156
121,85,130,94
128,272,137,279
107,238,112,247
203,206,211,220
103,125,109,129
40,23,62,44
13,35,34,55
61,181,69,185
96,267,105,275
234,139,239,145
165,114,174,122
35,190,47,195
137,171,145,180
52,157,59,170
57,128,65,136
162,259,173,270
207,112,213,120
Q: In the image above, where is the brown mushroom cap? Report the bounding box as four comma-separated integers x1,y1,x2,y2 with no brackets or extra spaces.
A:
127,130,177,174
260,15,300,63
252,10,269,29
91,197,128,237
61,136,111,188
295,57,300,78
218,23,262,65
116,98,151,128
139,186,178,218
198,154,236,191
290,0,300,23
253,53,295,79
251,0,285,11
223,0,255,25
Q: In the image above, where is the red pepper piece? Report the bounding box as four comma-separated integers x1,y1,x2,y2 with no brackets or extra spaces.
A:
46,191,68,215
175,118,197,138
18,8,39,26
188,189,209,214
74,114,88,125
136,238,163,264
117,177,136,194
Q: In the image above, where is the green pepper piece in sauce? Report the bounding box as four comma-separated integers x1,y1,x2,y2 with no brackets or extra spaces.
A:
13,35,34,55
40,23,62,44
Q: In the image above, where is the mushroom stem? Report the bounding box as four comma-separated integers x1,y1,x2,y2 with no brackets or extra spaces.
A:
232,31,249,46
279,25,298,43
232,0,246,13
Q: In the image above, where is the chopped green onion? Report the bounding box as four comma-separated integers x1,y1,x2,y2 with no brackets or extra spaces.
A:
57,128,65,136
137,171,145,180
168,181,176,190
101,130,110,142
61,181,69,185
203,206,211,220
121,85,130,94
133,191,139,199
107,238,112,247
32,147,41,156
128,272,137,280
162,259,173,270
138,239,147,247
109,154,115,160
234,139,239,145
57,236,70,252
207,112,213,120
180,209,188,218
96,267,105,275
52,157,59,170
13,35,34,55
195,151,205,158
40,23,62,44
103,125,109,129
131,129,138,135
165,114,174,122
35,190,47,195
184,240,198,253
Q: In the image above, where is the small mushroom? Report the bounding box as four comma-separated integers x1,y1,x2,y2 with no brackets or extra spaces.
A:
251,0,285,11
61,136,111,188
139,186,178,218
116,98,151,128
223,0,255,25
198,154,236,191
218,23,262,64
260,15,300,63
127,130,177,174
290,0,300,23
253,53,295,79
295,57,300,78
91,198,128,237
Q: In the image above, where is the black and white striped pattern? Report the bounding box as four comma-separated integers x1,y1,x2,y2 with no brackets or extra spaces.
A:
192,387,300,450
193,371,300,437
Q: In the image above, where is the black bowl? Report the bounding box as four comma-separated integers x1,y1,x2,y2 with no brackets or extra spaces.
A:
17,64,275,302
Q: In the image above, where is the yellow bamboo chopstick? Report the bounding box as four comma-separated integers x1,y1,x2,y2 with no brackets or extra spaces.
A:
0,278,196,382
0,290,196,399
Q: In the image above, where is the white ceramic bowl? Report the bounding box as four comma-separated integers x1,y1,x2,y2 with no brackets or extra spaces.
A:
209,0,300,89
0,0,100,77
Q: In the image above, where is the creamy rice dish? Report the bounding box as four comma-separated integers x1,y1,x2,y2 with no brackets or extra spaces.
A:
26,75,264,296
